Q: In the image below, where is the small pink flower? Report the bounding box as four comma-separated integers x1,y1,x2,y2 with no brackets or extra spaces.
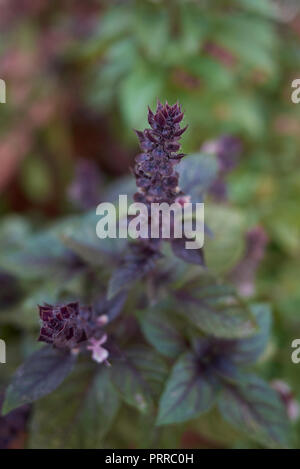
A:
97,315,108,326
271,380,300,422
175,195,191,207
201,140,220,155
87,335,109,364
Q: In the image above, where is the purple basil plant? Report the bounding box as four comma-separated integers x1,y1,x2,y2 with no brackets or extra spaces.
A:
1,102,289,449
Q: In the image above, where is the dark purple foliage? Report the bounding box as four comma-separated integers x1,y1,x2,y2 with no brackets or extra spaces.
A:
215,136,242,173
68,158,102,210
230,226,268,297
194,337,239,382
0,393,30,449
202,135,242,201
108,242,162,298
0,272,22,309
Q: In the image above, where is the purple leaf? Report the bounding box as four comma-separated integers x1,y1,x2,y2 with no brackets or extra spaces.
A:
218,374,289,448
157,353,218,425
175,279,257,339
2,346,76,415
171,238,205,266
140,303,186,358
107,243,160,299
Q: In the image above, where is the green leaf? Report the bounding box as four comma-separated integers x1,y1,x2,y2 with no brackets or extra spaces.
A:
231,303,271,365
186,56,234,91
163,5,206,65
135,7,170,61
29,364,119,448
175,278,257,339
60,211,126,266
0,228,68,279
194,407,241,447
119,61,164,129
215,13,277,75
139,303,186,359
0,216,31,250
178,152,218,203
2,346,76,415
157,353,218,425
218,374,289,448
61,234,117,267
266,201,300,255
205,204,246,274
227,94,265,138
21,154,53,203
0,279,67,329
111,345,167,413
96,6,132,43
234,0,277,20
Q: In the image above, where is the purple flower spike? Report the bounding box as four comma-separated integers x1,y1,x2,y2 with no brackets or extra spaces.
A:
134,100,187,206
38,302,85,349
38,302,107,352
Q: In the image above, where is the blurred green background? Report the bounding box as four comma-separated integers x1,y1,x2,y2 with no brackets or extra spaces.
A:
1,0,300,448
